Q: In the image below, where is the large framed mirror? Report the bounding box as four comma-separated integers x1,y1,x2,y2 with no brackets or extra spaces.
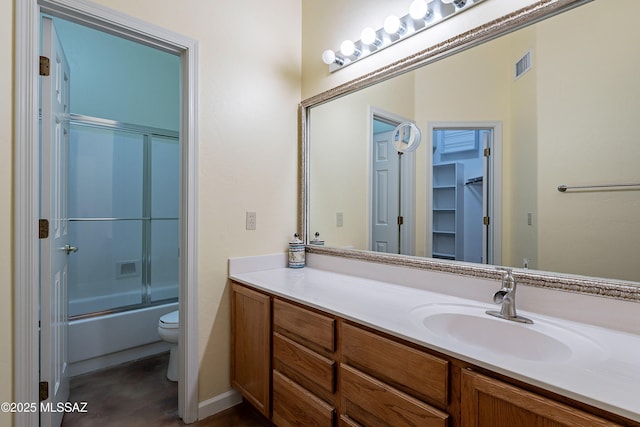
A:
301,0,640,300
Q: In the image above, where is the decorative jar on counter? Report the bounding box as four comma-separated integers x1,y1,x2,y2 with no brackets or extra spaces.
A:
288,233,305,268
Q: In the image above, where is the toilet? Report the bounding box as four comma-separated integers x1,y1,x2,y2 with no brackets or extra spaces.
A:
158,310,179,381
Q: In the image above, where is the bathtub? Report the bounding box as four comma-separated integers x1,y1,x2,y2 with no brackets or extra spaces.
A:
68,301,178,376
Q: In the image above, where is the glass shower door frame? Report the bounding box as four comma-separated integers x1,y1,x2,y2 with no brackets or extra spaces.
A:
68,114,179,319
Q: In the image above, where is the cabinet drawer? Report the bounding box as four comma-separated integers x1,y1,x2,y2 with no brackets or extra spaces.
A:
341,364,448,427
273,370,335,427
342,322,448,406
274,299,335,353
274,332,335,395
339,415,362,427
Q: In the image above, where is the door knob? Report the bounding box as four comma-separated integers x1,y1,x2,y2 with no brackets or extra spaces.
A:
64,244,78,254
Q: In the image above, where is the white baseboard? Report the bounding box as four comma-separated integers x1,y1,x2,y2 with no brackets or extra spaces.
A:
198,389,243,421
69,341,171,377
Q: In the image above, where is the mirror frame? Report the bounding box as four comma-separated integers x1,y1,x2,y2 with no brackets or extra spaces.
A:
299,0,640,302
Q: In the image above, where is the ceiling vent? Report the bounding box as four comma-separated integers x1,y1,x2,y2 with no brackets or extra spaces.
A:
515,50,532,80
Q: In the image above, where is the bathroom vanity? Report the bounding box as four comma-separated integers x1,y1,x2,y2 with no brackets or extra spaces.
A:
229,254,640,427
227,1,640,425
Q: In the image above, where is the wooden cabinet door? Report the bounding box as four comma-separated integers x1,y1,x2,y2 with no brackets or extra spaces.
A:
230,283,271,417
461,370,622,427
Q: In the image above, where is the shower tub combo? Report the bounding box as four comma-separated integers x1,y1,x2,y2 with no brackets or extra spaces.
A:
66,115,179,375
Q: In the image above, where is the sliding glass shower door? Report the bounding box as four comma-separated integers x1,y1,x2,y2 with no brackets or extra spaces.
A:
67,116,179,318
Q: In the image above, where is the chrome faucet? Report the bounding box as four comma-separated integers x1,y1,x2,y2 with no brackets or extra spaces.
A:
486,268,533,324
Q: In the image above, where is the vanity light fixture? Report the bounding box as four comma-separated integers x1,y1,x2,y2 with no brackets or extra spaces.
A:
321,0,483,72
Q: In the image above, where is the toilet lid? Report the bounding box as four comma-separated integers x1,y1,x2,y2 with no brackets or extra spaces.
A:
160,310,179,329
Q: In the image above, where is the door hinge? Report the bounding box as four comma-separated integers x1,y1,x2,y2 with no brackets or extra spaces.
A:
39,381,49,402
39,56,50,76
39,219,49,239
484,147,491,157
397,216,404,225
483,216,490,225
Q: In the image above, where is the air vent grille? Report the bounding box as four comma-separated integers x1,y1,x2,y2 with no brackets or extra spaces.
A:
515,50,532,80
116,259,141,279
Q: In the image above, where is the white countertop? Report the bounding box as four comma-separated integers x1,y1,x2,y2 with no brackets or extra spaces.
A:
229,253,640,422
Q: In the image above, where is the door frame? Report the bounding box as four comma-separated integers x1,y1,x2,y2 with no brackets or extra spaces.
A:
14,1,200,425
369,107,416,255
426,121,502,265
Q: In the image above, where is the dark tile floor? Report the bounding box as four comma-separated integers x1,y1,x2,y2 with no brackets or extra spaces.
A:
61,353,272,427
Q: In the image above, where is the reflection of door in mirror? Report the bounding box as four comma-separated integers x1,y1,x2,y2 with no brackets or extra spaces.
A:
371,112,415,255
430,126,496,264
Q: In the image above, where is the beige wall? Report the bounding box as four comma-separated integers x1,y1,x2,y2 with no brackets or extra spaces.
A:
536,0,640,280
507,26,538,269
4,0,300,421
309,73,415,249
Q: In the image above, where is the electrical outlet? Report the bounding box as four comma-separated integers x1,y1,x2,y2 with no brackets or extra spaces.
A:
523,258,530,269
336,212,344,227
246,212,256,230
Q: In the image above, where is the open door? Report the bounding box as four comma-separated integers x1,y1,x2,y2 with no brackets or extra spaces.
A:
40,16,71,427
370,114,416,255
371,128,400,253
430,125,498,264
481,130,492,265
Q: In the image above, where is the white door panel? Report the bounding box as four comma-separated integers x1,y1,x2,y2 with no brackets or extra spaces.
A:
41,17,71,427
372,130,399,253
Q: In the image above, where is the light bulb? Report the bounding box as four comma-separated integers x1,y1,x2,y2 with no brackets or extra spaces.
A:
383,15,405,35
321,49,336,65
322,49,344,66
340,40,360,57
409,0,429,20
361,27,381,46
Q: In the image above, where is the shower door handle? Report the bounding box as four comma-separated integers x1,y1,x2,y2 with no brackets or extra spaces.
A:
64,244,78,254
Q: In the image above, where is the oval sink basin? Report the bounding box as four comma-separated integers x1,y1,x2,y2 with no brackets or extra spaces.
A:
410,303,605,363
